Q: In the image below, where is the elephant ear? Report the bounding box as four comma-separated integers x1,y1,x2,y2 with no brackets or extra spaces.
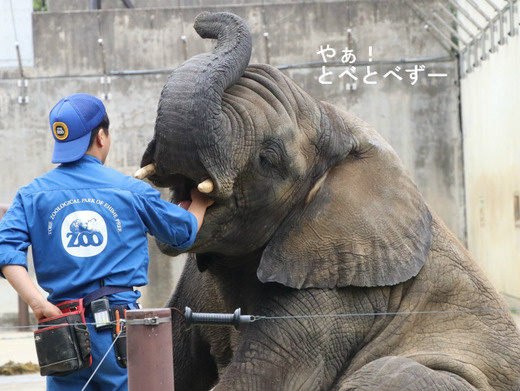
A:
258,113,432,289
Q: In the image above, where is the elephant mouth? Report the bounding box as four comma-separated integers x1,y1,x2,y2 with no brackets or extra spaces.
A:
143,171,198,208
152,171,226,255
164,174,197,209
136,162,219,214
152,173,219,215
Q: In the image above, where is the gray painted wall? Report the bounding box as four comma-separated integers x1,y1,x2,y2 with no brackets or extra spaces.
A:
0,0,463,311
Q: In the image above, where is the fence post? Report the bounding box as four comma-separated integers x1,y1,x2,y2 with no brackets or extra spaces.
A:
126,308,175,390
18,296,29,329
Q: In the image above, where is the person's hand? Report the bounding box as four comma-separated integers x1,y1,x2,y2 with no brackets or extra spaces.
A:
191,188,214,208
31,300,62,320
1,265,63,321
188,188,214,232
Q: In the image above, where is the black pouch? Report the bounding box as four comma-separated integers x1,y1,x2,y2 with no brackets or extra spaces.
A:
34,299,92,376
110,304,128,368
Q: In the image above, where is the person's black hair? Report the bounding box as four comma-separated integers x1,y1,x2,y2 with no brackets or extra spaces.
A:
87,114,110,149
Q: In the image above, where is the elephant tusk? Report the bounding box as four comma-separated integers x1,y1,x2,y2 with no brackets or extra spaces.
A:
134,163,156,180
197,179,214,193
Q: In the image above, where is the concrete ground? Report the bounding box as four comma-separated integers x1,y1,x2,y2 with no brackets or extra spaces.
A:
0,330,44,391
1,315,520,390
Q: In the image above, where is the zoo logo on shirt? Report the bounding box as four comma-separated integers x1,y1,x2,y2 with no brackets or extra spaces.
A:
61,211,108,257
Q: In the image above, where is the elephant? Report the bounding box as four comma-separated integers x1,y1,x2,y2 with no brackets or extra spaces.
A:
138,11,520,391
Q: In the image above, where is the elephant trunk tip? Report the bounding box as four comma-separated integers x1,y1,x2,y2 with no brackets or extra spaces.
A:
194,12,242,40
193,11,252,59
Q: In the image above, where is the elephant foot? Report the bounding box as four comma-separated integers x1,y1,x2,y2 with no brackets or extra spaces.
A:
336,357,478,391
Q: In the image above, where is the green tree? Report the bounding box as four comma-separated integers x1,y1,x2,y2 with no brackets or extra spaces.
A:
33,0,47,11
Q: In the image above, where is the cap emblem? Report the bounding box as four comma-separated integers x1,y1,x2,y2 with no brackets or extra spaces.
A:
53,122,69,140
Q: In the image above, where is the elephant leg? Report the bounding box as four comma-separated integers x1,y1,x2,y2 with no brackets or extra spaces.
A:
168,261,221,391
336,357,478,391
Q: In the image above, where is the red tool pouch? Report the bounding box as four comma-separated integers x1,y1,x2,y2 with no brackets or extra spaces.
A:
34,299,92,376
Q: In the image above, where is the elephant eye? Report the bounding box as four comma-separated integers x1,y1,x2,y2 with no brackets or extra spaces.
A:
258,139,288,177
259,152,275,169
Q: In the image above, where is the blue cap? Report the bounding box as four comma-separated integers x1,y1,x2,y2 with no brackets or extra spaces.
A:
49,93,106,163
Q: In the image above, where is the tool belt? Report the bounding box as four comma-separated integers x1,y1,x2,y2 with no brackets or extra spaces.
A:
34,286,133,376
34,299,92,376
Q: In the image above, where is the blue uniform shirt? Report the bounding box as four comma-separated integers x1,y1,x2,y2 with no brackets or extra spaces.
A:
0,155,197,304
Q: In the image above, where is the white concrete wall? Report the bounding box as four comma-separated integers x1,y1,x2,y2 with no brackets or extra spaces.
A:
460,31,520,301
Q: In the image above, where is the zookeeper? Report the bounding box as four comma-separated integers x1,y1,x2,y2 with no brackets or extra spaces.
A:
0,93,213,390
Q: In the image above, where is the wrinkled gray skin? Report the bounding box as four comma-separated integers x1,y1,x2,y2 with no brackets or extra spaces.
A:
140,11,520,391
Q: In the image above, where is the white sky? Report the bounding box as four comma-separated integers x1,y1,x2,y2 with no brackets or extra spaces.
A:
0,0,34,68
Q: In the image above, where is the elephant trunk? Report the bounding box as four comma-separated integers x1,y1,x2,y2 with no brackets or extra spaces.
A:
193,11,253,96
149,12,252,195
